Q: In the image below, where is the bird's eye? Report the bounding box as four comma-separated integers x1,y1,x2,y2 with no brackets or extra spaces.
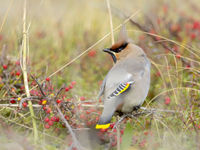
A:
116,42,128,53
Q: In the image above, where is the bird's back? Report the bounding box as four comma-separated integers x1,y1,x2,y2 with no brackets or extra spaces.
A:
104,49,151,113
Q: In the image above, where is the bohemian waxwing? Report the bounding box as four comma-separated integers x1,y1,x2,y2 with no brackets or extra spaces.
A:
96,26,151,129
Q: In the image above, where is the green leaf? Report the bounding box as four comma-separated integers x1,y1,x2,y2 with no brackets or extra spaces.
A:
120,122,133,150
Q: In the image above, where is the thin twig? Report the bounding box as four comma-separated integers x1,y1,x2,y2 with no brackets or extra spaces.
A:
30,75,46,97
54,85,65,100
140,107,183,113
0,104,42,108
53,101,82,150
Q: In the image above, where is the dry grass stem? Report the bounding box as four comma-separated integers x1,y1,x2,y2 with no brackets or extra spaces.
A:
21,0,38,143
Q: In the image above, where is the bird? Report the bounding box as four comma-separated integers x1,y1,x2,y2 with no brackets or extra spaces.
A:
95,26,151,129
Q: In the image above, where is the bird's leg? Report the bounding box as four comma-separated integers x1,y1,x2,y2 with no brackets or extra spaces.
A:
112,114,128,130
115,110,124,117
132,105,141,111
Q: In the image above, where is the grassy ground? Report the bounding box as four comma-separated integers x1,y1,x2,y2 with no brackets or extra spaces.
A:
0,0,200,149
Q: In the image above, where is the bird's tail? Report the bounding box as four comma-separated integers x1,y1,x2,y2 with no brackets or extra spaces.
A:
95,123,110,129
95,113,113,129
96,98,117,129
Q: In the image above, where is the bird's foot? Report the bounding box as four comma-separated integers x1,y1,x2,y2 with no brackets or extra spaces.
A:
133,105,141,111
115,110,124,117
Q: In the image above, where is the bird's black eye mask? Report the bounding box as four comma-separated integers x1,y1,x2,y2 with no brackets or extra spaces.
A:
103,42,128,63
110,42,128,53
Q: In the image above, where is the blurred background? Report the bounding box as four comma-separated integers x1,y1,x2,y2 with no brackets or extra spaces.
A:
0,0,200,149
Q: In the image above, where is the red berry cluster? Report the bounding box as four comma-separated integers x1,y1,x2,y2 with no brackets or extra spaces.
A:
44,116,60,129
0,58,104,132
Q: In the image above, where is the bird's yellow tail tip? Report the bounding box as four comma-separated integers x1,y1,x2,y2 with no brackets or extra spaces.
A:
95,123,110,129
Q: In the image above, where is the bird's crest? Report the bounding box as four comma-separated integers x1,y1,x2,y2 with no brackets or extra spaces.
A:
110,25,128,50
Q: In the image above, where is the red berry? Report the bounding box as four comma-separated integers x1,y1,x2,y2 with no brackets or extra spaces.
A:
89,108,95,112
22,102,28,108
80,114,86,120
44,117,49,122
56,99,62,104
3,65,7,70
100,128,108,132
110,123,115,129
16,71,21,76
162,4,168,13
192,21,200,30
44,124,50,129
65,115,70,120
87,121,92,126
80,96,85,101
186,64,190,69
170,24,181,33
139,35,145,40
144,131,149,136
20,86,25,90
48,121,54,126
111,141,117,147
51,116,56,122
86,110,90,114
69,85,73,89
65,87,69,92
95,117,99,122
66,98,71,102
10,100,16,104
46,77,50,82
156,71,161,77
46,108,51,114
88,50,96,57
55,117,60,122
172,46,179,52
190,33,196,40
15,61,20,66
165,97,171,105
38,100,42,105
176,54,181,59
71,81,76,86
120,129,124,135
139,139,147,147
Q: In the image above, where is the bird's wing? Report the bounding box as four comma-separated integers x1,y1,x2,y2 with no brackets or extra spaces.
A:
105,59,146,99
97,75,107,100
107,81,135,99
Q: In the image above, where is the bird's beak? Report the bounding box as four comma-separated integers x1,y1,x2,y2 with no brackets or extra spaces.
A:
103,48,117,63
103,48,112,53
